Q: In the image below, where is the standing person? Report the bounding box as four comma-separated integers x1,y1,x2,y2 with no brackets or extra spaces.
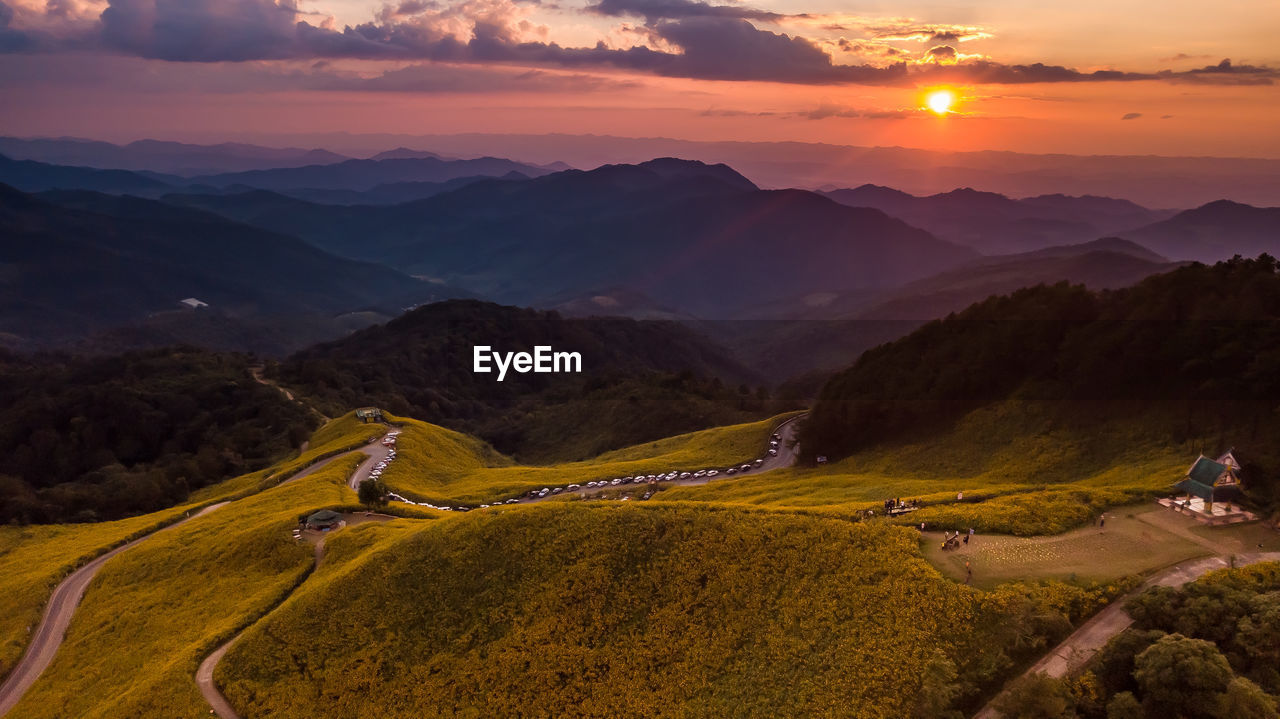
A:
1099,514,1106,529
968,527,975,543
920,521,926,532
963,533,969,546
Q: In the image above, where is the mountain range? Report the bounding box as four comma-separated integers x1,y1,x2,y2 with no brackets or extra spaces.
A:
0,184,467,350
165,158,979,317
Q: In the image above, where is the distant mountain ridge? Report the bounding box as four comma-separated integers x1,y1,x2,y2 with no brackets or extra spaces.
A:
0,136,350,175
822,184,1172,254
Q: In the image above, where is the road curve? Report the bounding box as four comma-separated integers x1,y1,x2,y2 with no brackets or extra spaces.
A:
199,435,392,719
973,550,1280,719
0,501,230,717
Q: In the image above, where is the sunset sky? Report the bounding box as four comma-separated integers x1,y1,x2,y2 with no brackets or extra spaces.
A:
1,0,1277,156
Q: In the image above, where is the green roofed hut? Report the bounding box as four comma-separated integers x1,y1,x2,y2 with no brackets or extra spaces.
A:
1161,449,1256,524
305,509,344,531
355,407,383,423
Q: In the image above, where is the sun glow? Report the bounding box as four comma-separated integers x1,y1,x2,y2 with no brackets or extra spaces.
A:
925,89,956,116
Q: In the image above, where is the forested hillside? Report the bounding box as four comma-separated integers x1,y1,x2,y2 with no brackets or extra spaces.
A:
271,300,789,460
803,256,1280,505
0,348,317,523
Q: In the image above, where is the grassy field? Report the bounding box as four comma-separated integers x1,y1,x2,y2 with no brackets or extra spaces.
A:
377,412,793,506
0,505,209,682
217,502,1111,719
920,504,1213,587
6,454,365,719
653,403,1193,535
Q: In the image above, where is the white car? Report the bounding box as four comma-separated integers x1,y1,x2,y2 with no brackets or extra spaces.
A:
568,484,581,491
726,468,737,475
768,449,778,456
611,478,623,486
693,470,707,478
679,472,692,479
753,459,764,467
552,487,563,494
707,470,719,477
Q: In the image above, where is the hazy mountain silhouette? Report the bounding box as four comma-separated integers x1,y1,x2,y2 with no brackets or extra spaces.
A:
822,184,1170,254
1120,200,1280,262
0,136,349,174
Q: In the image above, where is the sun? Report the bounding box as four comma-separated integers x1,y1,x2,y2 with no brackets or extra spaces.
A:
925,89,956,116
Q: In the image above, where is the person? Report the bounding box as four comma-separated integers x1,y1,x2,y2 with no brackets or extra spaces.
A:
920,521,926,531
1099,515,1106,529
963,533,969,545
957,491,963,500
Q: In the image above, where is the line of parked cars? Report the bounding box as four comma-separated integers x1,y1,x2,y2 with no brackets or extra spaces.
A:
387,428,788,513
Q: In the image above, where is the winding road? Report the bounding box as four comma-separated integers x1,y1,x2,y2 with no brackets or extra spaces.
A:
0,432,394,719
0,502,229,717
973,550,1280,719
0,418,795,718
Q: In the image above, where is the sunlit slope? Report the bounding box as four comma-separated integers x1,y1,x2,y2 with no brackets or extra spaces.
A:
188,411,384,502
7,455,364,719
0,506,204,681
655,402,1187,535
217,503,1110,718
378,411,793,505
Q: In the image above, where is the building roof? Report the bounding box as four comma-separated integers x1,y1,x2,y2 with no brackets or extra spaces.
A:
1174,477,1216,501
307,509,342,523
1216,450,1241,470
1186,456,1229,486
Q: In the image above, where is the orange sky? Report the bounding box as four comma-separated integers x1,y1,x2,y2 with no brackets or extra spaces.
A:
1,0,1277,157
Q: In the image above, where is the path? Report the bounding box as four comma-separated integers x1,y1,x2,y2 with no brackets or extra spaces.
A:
197,510,395,718
248,365,328,422
0,502,229,717
973,550,1280,719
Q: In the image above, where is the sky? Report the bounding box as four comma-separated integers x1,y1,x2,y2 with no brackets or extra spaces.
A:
1,0,1278,157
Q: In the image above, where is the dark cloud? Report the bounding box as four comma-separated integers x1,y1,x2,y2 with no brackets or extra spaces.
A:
587,0,791,24
1,1,1275,89
1122,112,1141,120
924,45,956,62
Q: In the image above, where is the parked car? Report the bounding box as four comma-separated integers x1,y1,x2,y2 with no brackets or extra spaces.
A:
707,470,719,477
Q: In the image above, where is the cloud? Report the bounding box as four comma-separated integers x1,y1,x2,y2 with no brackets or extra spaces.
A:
587,0,792,24
1121,112,1141,120
1,1,1275,89
923,44,956,63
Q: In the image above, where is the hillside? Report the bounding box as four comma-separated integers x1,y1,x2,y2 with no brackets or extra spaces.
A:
270,300,789,460
0,154,174,195
823,185,1170,254
216,503,1108,719
0,347,317,524
1122,200,1280,262
167,159,978,317
802,255,1280,506
0,184,465,350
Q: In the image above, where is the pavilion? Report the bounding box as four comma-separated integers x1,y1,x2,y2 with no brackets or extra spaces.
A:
1159,450,1256,525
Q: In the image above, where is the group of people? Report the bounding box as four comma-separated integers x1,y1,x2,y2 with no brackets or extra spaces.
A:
940,527,976,551
883,498,919,515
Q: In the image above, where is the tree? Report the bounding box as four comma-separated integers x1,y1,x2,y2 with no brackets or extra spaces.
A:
992,674,1076,719
358,478,387,509
1104,692,1141,719
1134,634,1233,719
1214,677,1280,719
914,649,964,719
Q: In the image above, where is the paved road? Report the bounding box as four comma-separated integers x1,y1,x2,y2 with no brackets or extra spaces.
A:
347,439,394,491
0,501,230,717
974,550,1280,719
514,414,804,505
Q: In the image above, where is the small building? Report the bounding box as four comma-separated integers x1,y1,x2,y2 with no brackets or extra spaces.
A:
355,407,383,423
1161,449,1256,525
179,297,209,309
305,509,343,531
